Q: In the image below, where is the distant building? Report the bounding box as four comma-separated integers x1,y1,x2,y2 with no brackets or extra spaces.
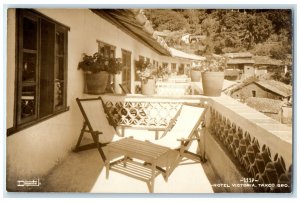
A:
189,34,206,43
229,79,292,101
181,34,206,44
253,56,284,75
245,97,292,125
181,34,191,44
167,47,205,75
224,52,255,80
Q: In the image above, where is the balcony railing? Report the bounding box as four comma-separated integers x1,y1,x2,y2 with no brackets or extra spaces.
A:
100,94,292,192
208,96,292,192
101,94,210,138
156,81,191,96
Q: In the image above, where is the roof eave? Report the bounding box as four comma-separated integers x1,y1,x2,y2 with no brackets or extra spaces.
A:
91,9,171,57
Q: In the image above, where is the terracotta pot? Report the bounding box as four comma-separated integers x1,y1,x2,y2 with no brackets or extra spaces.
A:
135,13,147,25
85,71,109,94
144,20,154,35
190,70,202,82
141,78,155,95
201,71,224,96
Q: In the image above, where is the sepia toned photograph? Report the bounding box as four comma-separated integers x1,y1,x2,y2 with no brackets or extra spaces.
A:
5,7,293,194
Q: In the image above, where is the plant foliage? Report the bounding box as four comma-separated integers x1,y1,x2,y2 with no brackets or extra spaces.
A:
78,52,122,74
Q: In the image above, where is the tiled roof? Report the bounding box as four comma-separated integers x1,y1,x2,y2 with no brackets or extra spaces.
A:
245,97,283,113
224,52,253,58
227,58,255,64
153,31,168,37
256,80,292,98
253,56,283,66
225,78,292,98
190,35,206,40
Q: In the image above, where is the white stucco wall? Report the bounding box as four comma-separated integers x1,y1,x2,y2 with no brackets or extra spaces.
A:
6,9,16,129
6,8,174,190
159,55,192,74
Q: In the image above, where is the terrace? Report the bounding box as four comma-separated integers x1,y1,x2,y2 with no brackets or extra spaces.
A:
6,8,293,194
40,93,292,193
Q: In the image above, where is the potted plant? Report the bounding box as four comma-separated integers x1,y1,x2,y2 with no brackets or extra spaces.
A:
78,52,122,94
200,54,227,96
135,10,147,25
136,59,156,95
156,65,169,81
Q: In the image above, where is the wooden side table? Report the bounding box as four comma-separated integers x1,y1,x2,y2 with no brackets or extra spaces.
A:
105,137,171,193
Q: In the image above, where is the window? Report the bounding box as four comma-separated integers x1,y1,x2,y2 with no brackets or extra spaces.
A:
146,57,150,64
171,63,177,74
97,40,116,92
135,56,145,81
122,49,131,92
13,9,69,131
178,64,185,75
135,56,150,81
153,60,159,68
97,40,116,59
252,90,256,97
162,63,168,68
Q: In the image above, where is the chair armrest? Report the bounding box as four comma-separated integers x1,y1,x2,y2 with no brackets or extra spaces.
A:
169,118,177,128
160,118,177,139
93,131,103,136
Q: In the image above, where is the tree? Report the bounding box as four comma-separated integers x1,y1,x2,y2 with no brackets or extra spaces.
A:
271,71,292,85
144,9,291,55
270,45,288,60
267,10,292,35
240,13,273,49
144,9,189,31
201,17,220,54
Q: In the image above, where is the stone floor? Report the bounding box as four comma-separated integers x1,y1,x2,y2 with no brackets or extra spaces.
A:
42,149,214,193
41,129,216,193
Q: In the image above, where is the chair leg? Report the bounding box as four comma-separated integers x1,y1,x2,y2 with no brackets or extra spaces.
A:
73,122,88,152
93,133,107,162
146,182,152,193
74,122,107,162
105,160,110,179
195,131,206,162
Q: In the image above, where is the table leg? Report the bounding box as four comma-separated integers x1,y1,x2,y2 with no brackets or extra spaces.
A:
123,155,128,167
149,162,156,193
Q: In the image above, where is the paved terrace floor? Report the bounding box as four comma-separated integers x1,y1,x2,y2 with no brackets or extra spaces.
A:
41,129,217,193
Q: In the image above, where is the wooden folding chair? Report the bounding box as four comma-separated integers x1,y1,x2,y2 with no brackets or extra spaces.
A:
74,97,122,162
119,84,131,94
149,104,208,179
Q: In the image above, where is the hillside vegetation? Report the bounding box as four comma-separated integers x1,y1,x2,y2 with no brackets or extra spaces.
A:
144,9,292,59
